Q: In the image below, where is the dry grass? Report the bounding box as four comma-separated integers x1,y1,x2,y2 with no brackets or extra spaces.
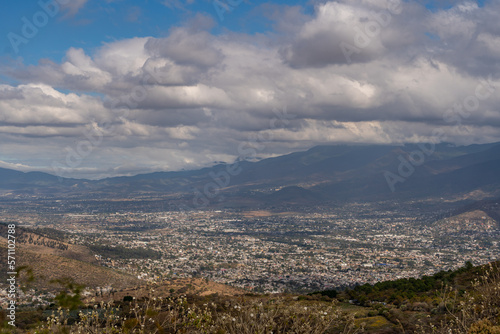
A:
89,278,246,304
20,248,140,291
32,292,362,334
416,263,500,333
0,241,140,292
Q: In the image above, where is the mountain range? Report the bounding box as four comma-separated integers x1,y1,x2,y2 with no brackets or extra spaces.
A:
1,142,500,208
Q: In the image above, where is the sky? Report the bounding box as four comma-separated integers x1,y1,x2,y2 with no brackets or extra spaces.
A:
0,0,499,179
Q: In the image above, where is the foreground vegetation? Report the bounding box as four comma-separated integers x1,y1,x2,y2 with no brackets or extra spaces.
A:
2,293,361,333
335,260,500,333
3,261,500,333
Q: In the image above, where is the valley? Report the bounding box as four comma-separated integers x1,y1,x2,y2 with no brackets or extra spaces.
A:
1,142,500,332
1,197,499,310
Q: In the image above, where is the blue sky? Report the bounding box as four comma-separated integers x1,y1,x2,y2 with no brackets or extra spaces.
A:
2,0,484,65
0,0,499,178
1,0,313,65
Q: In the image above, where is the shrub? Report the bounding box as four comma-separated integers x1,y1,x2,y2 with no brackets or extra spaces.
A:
33,292,362,333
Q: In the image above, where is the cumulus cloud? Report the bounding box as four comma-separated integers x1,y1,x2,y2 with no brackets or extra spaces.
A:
0,83,106,126
2,0,500,178
280,1,386,67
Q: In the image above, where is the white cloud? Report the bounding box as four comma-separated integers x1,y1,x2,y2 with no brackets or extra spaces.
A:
2,0,500,177
0,83,105,126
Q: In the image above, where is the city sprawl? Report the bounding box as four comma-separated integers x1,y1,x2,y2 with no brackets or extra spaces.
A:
2,198,499,307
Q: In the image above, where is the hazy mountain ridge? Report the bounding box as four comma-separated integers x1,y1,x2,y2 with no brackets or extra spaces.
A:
1,142,499,207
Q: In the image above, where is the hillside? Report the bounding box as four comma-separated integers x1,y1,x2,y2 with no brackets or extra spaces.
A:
332,260,500,333
447,197,500,226
0,224,140,291
88,277,247,304
0,224,96,263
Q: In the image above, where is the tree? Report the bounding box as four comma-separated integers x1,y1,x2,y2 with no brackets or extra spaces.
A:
50,278,85,310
